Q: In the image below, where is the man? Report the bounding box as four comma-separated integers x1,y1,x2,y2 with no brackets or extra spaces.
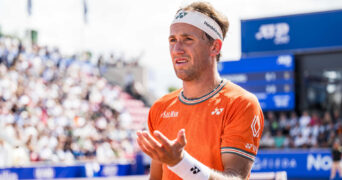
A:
330,141,342,180
136,2,264,180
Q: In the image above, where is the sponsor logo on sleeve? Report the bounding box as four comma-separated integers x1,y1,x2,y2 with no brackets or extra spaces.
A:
251,115,261,137
245,143,257,152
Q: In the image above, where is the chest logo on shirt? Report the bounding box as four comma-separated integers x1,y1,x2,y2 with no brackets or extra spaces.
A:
251,115,261,137
160,111,179,118
211,107,224,115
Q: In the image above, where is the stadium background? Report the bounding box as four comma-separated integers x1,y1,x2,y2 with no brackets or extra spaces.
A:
0,0,342,179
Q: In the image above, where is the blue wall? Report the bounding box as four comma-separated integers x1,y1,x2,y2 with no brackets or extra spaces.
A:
253,149,335,179
0,163,142,179
0,153,145,180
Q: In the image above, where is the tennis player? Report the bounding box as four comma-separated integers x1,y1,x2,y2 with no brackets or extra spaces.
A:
137,2,264,179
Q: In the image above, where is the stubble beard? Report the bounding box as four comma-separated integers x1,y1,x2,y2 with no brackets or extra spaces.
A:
174,67,197,81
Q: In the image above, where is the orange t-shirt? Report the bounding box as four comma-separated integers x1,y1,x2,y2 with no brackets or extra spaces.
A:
148,80,264,180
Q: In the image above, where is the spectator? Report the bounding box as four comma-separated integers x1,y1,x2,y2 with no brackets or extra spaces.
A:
317,132,328,148
323,111,333,125
274,130,286,148
266,111,278,136
11,145,30,166
278,112,287,130
294,133,306,148
333,109,342,124
285,134,295,148
307,133,318,148
330,141,342,180
289,111,298,127
310,111,321,126
260,130,275,148
299,110,311,128
290,122,301,138
0,139,11,167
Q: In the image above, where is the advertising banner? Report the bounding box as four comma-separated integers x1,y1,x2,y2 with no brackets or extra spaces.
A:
241,10,342,56
253,149,332,179
219,55,295,111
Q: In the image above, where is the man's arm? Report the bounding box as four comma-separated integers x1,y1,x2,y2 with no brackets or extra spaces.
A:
149,160,163,180
209,153,253,179
136,129,250,180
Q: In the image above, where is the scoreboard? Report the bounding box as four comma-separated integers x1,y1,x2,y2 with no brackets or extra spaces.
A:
218,55,295,111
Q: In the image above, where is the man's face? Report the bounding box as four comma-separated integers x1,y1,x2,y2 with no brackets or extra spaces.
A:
169,23,213,81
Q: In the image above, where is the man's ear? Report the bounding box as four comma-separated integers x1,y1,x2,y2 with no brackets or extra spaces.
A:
210,39,222,57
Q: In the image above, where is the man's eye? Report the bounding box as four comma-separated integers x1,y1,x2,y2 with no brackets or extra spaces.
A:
169,39,176,43
186,37,193,41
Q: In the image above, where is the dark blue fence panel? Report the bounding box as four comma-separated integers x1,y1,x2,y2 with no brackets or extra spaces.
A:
253,149,333,179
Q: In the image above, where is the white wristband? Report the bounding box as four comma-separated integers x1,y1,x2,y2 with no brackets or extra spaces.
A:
168,151,210,180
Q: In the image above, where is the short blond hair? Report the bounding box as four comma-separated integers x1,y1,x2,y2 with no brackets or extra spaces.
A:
178,1,229,61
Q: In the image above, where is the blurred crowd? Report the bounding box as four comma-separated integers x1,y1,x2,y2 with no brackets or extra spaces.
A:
260,110,342,149
0,36,143,167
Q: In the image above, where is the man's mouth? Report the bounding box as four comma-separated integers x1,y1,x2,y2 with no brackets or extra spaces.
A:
175,58,188,64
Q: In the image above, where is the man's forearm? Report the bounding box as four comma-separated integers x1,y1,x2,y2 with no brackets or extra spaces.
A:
209,169,243,180
168,151,244,180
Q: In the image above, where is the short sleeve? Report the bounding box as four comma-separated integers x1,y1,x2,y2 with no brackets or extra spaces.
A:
147,101,165,135
147,104,157,134
220,94,264,162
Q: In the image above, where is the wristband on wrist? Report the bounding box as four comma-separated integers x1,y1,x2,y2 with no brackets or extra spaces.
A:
167,151,211,180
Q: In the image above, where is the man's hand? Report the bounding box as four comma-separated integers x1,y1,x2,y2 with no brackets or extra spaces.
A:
136,129,186,166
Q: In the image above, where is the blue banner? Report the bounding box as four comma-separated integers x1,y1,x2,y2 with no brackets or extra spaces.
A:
0,165,86,179
0,162,144,179
241,10,342,56
256,92,295,111
219,55,294,74
219,55,295,111
253,149,333,179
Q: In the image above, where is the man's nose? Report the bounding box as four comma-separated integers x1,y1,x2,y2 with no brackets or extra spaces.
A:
172,41,185,54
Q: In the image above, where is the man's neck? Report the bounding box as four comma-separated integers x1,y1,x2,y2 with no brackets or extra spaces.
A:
182,73,222,99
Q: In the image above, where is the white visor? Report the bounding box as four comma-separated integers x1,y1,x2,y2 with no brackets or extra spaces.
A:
171,10,223,41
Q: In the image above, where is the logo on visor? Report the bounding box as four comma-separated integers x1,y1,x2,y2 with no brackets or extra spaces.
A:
175,12,188,19
204,21,223,40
